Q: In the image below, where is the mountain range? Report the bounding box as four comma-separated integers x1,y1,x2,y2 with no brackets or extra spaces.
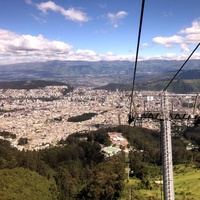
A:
0,59,200,92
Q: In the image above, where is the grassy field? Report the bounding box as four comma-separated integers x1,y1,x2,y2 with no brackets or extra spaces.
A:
174,164,200,200
120,164,200,200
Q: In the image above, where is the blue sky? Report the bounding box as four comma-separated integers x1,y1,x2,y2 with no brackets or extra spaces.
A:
0,0,200,64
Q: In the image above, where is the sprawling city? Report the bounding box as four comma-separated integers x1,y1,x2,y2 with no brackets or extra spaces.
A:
1,84,199,151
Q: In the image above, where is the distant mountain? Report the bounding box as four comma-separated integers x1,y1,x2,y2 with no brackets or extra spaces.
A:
96,79,200,93
0,80,71,90
0,59,199,87
177,69,200,79
141,79,200,93
95,83,132,91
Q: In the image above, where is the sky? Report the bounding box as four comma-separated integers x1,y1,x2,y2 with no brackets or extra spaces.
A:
0,0,200,64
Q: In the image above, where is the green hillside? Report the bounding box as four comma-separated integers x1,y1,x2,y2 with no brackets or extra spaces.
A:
0,124,199,199
140,79,200,93
174,164,200,199
97,79,200,93
0,168,58,200
120,164,200,200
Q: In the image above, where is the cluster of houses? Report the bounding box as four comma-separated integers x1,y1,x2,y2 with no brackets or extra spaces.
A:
102,132,129,157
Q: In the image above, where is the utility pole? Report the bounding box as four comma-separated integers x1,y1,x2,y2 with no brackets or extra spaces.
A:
161,92,175,200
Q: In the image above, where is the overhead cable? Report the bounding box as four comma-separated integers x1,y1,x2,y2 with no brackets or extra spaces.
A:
129,0,146,115
162,42,200,92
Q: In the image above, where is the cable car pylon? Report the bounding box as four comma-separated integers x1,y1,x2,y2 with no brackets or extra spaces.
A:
160,91,174,200
128,0,200,198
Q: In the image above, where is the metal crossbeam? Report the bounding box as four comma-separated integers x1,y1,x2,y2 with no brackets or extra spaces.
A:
139,112,199,121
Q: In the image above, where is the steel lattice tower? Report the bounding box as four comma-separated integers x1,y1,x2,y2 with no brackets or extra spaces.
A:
161,92,175,200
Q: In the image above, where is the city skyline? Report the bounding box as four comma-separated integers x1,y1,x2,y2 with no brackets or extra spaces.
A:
0,0,200,64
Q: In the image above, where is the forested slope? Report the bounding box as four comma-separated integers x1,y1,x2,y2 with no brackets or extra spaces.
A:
0,125,199,199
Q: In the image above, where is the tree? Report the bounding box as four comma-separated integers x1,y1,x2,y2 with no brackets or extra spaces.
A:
18,137,28,145
55,166,79,199
80,154,126,199
0,168,58,200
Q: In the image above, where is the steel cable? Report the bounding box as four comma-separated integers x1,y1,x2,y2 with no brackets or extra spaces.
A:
129,0,146,117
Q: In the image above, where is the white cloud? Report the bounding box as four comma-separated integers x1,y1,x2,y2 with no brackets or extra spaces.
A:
153,35,183,47
179,19,200,34
180,43,189,51
0,28,199,65
0,30,135,64
72,49,99,61
185,33,200,44
152,19,200,52
76,49,97,56
36,1,91,22
141,43,149,48
106,11,128,28
159,53,200,60
139,52,200,61
0,29,73,64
